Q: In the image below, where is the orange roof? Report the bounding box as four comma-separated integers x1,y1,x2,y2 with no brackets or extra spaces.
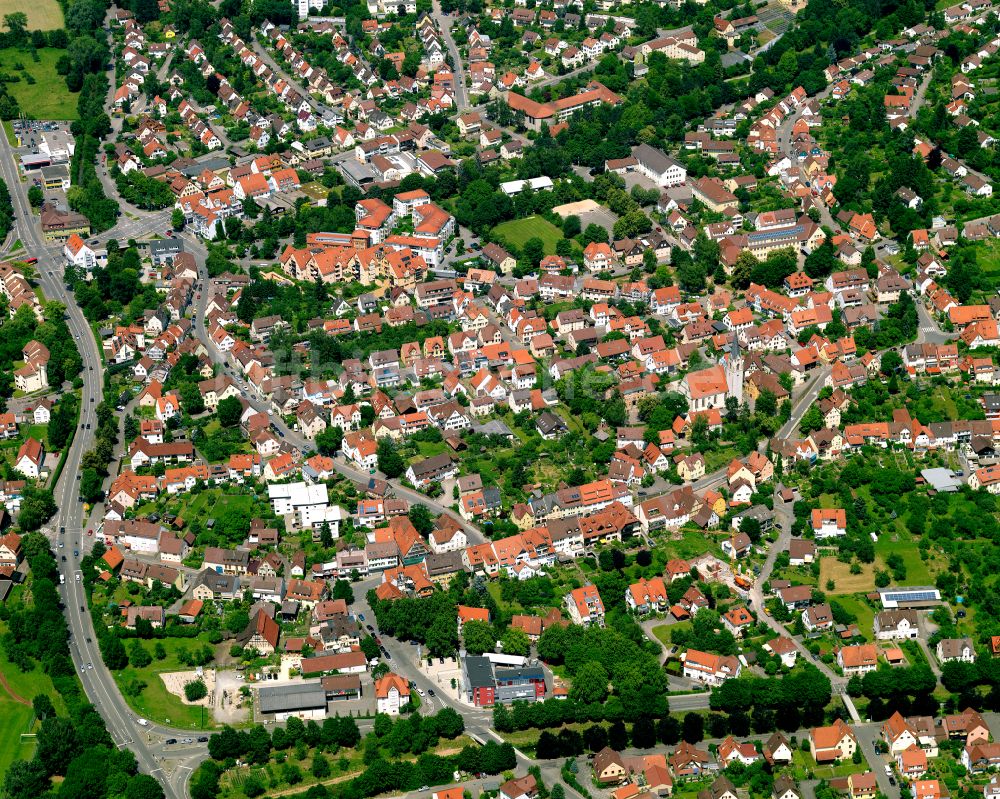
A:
457,605,490,624
374,671,410,699
102,546,125,570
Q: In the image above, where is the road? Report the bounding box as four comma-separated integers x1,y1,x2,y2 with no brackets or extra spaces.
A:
776,365,831,441
431,1,469,111
0,129,194,799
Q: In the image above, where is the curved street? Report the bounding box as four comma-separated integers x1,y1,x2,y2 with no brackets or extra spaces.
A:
0,129,199,799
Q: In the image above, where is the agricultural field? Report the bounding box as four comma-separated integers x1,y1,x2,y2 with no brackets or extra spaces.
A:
818,556,876,595
492,215,564,254
0,0,64,30
0,48,78,119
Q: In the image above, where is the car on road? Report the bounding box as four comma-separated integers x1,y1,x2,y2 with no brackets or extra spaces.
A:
366,624,375,632
137,719,149,726
427,689,435,697
165,739,177,745
87,663,92,670
417,688,425,697
61,555,66,561
73,550,78,557
79,606,84,612
198,736,209,742
58,541,63,548
358,613,365,621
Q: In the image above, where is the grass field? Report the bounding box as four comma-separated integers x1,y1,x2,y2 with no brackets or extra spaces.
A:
818,556,876,594
112,636,221,730
0,594,67,779
874,533,935,586
0,696,36,778
652,623,672,645
0,0,64,30
0,48,78,119
830,594,876,641
492,215,564,255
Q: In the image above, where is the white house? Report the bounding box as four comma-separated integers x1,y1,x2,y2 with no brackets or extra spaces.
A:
375,672,410,715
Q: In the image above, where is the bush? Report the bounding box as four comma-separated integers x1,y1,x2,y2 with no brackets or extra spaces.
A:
242,774,265,797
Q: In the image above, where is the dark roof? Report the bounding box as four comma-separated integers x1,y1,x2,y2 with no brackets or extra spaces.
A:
258,683,326,714
463,655,495,689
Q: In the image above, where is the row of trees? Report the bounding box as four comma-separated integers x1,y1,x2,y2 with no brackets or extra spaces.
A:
4,533,167,799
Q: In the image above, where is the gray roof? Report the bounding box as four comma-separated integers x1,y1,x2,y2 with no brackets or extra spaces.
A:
634,143,682,174
258,682,327,714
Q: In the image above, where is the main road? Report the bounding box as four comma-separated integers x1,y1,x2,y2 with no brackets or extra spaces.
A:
0,131,198,799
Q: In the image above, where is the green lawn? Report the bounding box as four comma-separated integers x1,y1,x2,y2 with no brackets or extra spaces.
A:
139,489,256,525
112,636,220,730
0,48,78,120
0,696,36,779
874,534,935,586
830,594,876,641
791,748,868,780
492,215,564,254
0,593,68,779
651,623,674,645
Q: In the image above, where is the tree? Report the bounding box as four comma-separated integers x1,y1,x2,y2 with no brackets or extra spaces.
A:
522,237,545,267
4,759,49,799
682,712,704,743
631,717,656,749
80,468,103,503
799,406,824,435
377,439,405,478
185,680,208,701
129,640,152,668
325,581,351,608
127,774,166,799
101,632,129,670
217,395,243,427
36,716,80,775
314,426,344,456
461,619,497,655
27,185,43,207
312,754,331,779
3,12,28,42
172,208,186,230
408,504,435,537
569,661,609,704
501,626,531,657
32,693,54,720
755,389,777,418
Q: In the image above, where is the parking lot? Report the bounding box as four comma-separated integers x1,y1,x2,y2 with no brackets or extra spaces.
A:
417,655,465,707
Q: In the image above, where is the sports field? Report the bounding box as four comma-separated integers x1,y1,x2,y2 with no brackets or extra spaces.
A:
0,0,64,31
492,215,564,254
0,47,78,119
